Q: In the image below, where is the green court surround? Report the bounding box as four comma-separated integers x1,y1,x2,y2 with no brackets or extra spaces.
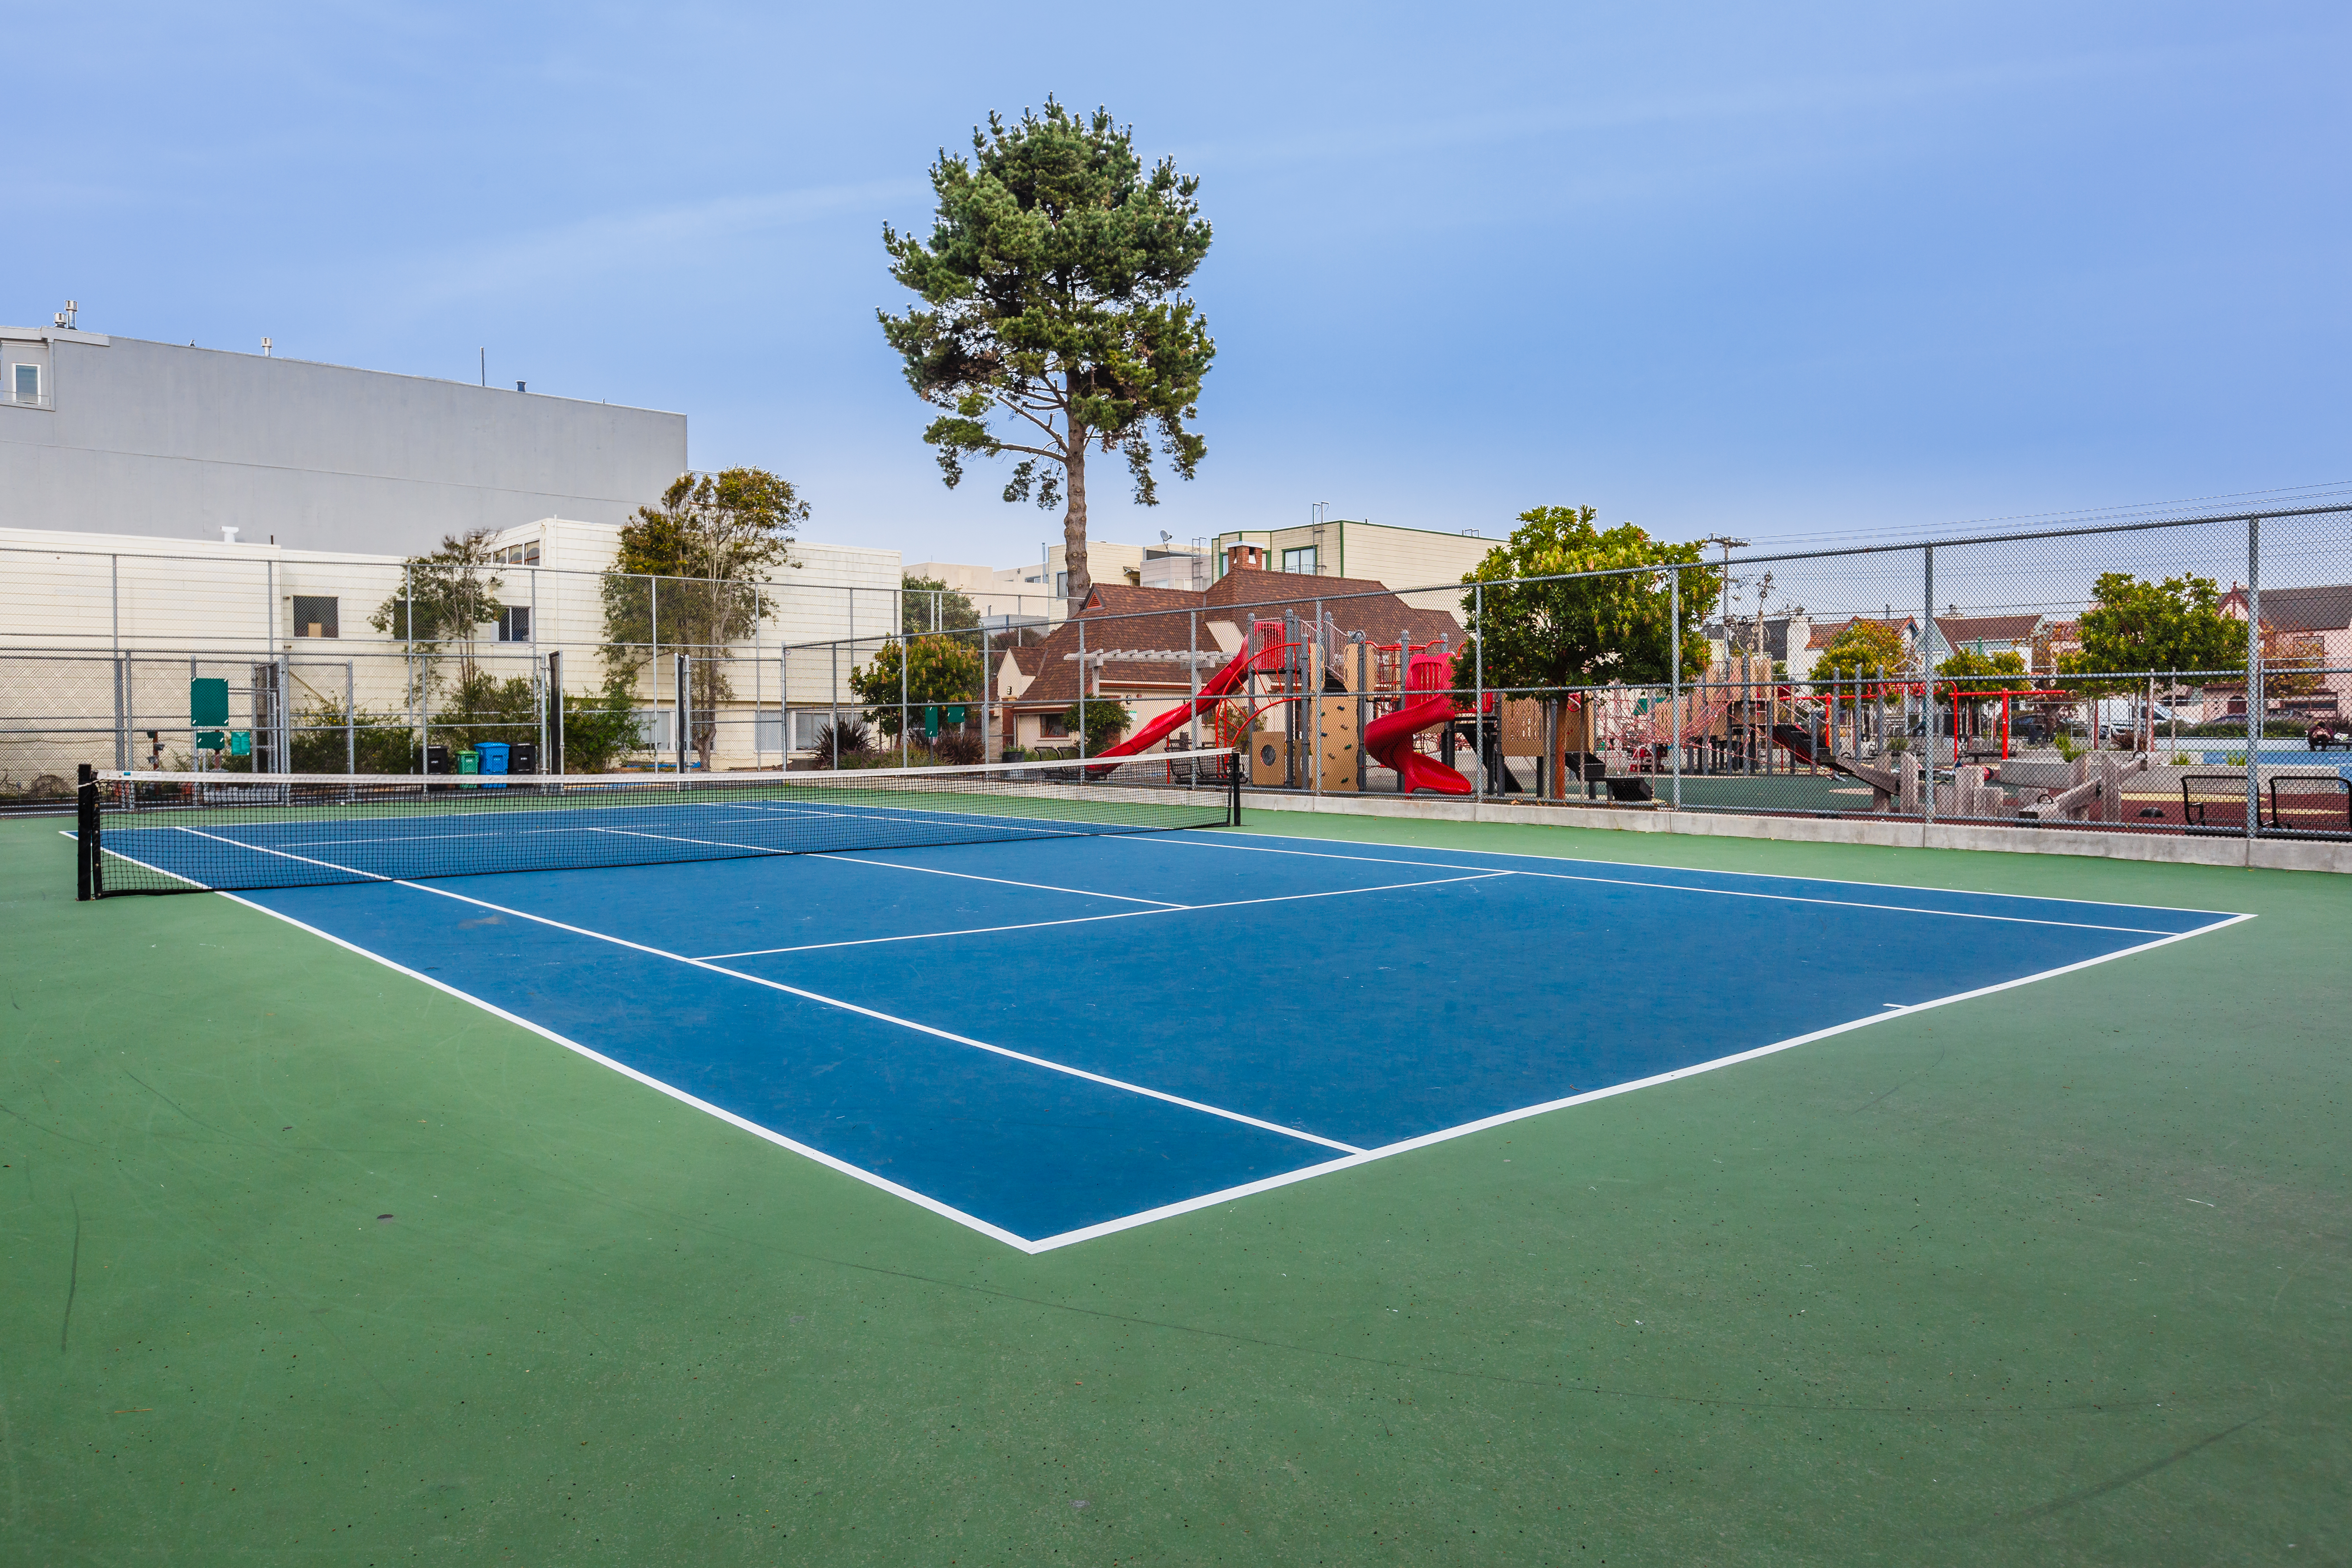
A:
3,810,2344,1564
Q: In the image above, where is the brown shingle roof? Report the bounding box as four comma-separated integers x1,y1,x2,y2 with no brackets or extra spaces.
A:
1931,613,2043,648
1009,568,1465,708
2225,583,2352,632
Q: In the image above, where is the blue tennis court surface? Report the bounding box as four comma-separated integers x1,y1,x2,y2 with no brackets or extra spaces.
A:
203,828,2240,1251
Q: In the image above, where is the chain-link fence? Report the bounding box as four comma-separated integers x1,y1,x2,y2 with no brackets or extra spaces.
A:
9,505,2350,841
762,501,2352,844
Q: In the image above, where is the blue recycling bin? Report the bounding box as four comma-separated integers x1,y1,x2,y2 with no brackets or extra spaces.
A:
475,742,509,788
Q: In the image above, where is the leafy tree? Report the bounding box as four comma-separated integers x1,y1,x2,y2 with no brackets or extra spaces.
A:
849,636,985,739
880,99,1214,614
1461,506,1720,692
370,528,506,698
902,574,981,634
1936,647,2033,691
601,468,806,766
1810,620,1910,688
1062,697,1131,754
2059,572,2244,682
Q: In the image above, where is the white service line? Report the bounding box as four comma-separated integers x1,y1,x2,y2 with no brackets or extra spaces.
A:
390,878,1364,1156
156,824,1360,1157
809,851,1188,907
576,823,1187,906
1140,835,2197,936
1193,826,2248,918
697,871,1512,959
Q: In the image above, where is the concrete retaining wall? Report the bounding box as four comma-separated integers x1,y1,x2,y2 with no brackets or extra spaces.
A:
1237,789,2352,874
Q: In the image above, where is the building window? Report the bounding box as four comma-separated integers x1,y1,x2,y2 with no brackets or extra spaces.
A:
496,542,541,565
11,364,38,404
497,606,531,642
1055,570,1069,597
291,595,339,638
1282,546,1318,574
1039,712,1069,737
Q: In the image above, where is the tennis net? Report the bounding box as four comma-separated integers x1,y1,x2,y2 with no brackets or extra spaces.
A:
75,750,1240,897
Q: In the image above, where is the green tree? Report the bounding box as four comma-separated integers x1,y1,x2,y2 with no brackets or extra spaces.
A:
1062,698,1132,754
370,529,506,700
849,636,986,741
601,468,806,767
902,575,982,634
1936,647,2033,691
2060,572,2243,681
1810,620,1910,689
1461,506,1719,692
880,100,1214,616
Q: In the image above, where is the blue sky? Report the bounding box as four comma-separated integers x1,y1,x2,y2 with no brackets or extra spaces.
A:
13,2,2347,565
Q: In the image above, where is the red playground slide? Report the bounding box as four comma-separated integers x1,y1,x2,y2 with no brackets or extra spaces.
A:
1363,655,1472,795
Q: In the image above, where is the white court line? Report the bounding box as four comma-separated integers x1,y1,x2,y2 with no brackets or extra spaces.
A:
576,824,1187,907
1192,826,2249,918
150,825,1359,1158
696,871,1512,959
1136,835,2205,937
1019,909,2259,1252
204,890,1041,1252
810,850,1187,907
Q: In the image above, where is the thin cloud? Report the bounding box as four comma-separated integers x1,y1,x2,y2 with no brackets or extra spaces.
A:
371,177,925,319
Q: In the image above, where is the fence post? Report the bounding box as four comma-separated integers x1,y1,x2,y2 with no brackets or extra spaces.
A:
1668,566,1681,810
1077,618,1087,761
1922,545,1936,832
2246,514,2261,840
1473,583,1485,807
1189,609,1200,755
1313,597,1324,799
675,650,690,777
346,660,356,775
779,643,789,768
900,617,910,768
547,650,564,778
830,640,839,770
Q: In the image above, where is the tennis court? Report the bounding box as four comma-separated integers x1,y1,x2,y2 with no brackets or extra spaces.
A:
75,763,2244,1251
14,778,2351,1564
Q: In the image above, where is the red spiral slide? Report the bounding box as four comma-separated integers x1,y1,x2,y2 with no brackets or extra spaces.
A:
1363,654,1472,795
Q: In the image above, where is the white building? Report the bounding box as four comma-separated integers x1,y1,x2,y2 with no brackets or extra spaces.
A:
0,522,898,776
1,310,687,555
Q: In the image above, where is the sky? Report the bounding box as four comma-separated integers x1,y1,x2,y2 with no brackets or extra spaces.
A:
11,1,2348,567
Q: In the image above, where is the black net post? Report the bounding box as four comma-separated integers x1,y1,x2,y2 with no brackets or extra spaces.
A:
1229,747,1242,825
76,763,97,901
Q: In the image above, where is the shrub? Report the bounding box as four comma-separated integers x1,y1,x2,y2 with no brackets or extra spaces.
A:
811,718,873,761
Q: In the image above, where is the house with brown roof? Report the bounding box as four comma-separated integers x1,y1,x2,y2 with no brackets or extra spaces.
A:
993,567,1465,751
2221,583,2352,719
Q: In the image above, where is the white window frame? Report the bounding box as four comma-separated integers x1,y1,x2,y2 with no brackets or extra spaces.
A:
10,362,42,407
